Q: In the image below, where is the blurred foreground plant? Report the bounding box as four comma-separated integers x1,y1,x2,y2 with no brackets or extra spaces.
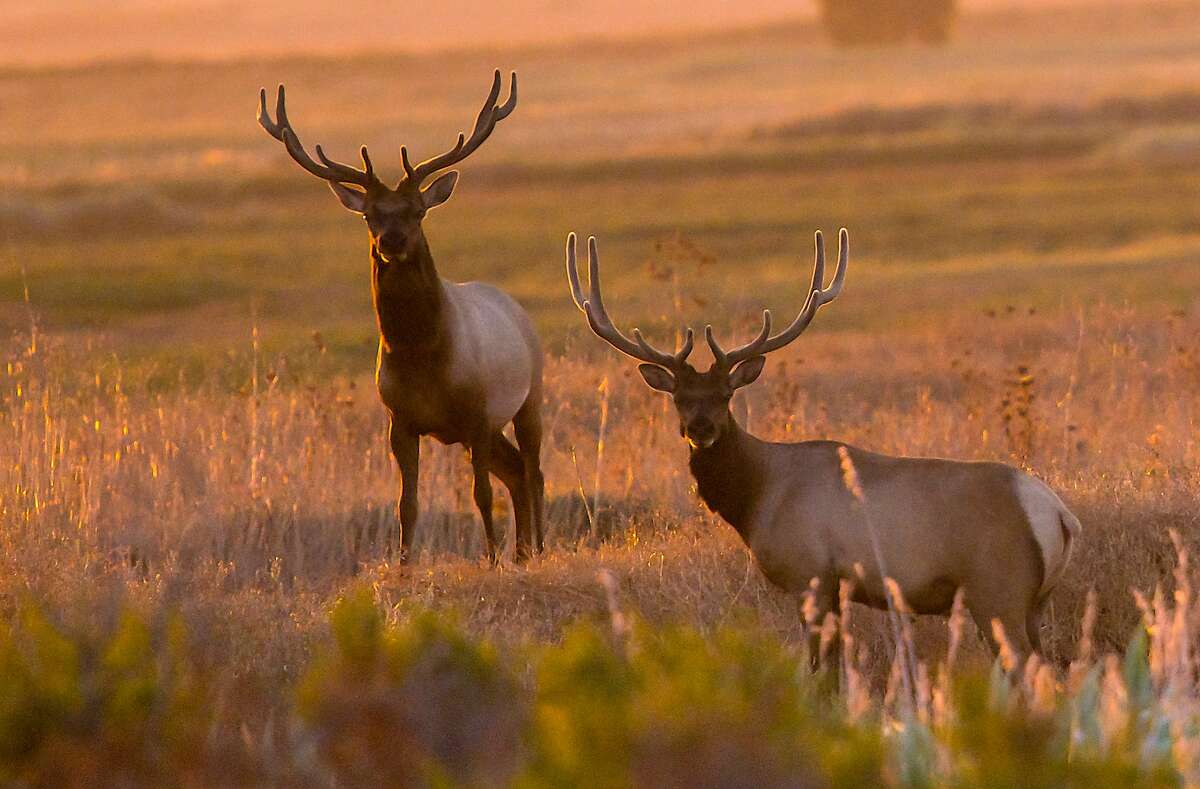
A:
0,587,1193,787
0,607,210,787
523,621,882,788
297,589,525,787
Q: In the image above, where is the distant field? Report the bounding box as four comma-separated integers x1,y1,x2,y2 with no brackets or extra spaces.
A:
1,0,1197,379
0,0,1150,65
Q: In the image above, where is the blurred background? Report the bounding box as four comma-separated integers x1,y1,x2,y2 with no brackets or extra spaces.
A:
0,0,1152,62
0,0,1196,378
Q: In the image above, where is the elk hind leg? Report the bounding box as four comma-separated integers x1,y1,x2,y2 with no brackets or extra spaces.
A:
970,605,1033,669
513,397,546,554
1026,597,1049,658
490,432,533,563
803,576,842,682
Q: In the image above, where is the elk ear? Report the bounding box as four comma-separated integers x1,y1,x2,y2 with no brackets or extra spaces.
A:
420,171,459,211
637,364,676,393
328,182,367,213
730,356,766,389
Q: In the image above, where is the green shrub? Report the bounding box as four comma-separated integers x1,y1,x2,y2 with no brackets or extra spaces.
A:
522,621,883,788
297,588,525,787
0,598,1190,786
0,606,208,787
940,668,1179,788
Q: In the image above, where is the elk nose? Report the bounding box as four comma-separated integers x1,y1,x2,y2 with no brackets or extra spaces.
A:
686,418,717,448
378,231,407,259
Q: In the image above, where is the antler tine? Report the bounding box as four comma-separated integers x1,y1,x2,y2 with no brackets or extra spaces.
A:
810,228,827,296
674,327,695,365
257,87,283,139
257,84,377,188
403,70,518,187
637,326,694,367
754,228,850,356
565,233,691,368
704,325,727,368
704,230,848,367
825,227,850,300
400,145,416,179
706,310,773,369
314,142,376,184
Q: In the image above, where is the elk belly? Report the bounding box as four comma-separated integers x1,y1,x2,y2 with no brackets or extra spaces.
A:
814,492,970,616
445,283,534,430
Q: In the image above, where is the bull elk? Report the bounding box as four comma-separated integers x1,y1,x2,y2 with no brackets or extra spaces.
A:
258,71,544,563
567,229,1080,659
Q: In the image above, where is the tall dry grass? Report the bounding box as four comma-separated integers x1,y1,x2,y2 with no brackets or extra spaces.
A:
2,296,1198,725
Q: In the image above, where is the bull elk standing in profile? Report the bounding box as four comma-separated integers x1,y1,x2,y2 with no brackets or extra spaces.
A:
258,71,544,563
567,229,1080,659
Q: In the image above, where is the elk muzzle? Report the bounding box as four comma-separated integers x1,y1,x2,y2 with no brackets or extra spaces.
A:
375,229,414,263
683,416,719,449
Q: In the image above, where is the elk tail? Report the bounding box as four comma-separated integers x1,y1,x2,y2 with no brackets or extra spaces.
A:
1041,508,1081,601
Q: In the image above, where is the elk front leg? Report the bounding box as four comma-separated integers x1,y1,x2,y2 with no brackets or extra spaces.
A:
470,440,500,564
389,419,419,561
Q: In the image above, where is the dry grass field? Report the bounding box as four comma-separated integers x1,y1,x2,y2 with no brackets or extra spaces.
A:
2,0,1200,783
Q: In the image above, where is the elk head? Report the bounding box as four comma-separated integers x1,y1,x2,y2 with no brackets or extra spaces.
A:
567,230,848,449
258,70,517,266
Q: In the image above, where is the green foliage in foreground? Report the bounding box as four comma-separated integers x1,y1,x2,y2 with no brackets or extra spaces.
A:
0,592,1187,787
298,589,524,786
0,608,208,786
523,623,883,788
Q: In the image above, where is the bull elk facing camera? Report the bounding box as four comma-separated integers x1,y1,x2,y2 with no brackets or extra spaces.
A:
567,228,1080,662
257,71,545,564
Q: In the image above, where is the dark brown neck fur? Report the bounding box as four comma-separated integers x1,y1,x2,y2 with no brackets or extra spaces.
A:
371,234,444,354
687,416,762,541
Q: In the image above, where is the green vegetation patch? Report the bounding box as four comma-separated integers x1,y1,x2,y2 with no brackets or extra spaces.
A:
0,593,1186,787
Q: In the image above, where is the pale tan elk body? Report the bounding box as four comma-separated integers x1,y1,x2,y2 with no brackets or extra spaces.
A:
567,230,1080,657
258,71,544,562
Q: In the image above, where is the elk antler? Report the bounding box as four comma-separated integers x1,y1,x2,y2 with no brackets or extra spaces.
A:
258,85,379,188
566,233,694,369
706,228,849,368
400,70,518,189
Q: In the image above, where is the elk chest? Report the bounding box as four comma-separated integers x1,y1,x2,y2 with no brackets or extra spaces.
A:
375,346,485,445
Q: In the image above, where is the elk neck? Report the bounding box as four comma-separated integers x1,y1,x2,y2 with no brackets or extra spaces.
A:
371,234,445,355
687,414,764,541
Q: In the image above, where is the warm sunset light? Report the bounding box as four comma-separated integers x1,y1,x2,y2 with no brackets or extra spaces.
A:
1,0,1197,784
